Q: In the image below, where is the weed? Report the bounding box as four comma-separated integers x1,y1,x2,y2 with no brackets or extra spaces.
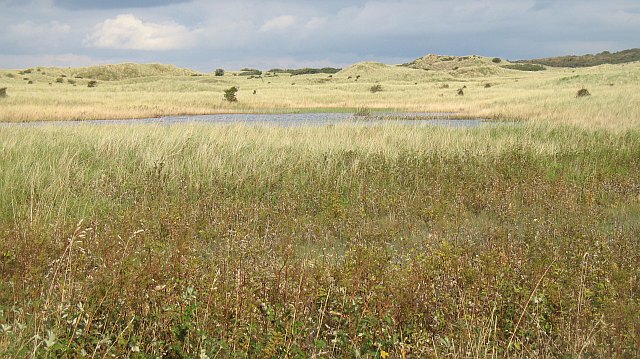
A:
370,84,383,93
87,80,98,88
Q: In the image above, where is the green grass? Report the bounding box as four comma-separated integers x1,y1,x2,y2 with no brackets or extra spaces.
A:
0,123,638,357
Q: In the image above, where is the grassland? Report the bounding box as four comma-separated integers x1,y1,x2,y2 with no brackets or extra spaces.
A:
0,57,639,358
1,60,639,129
0,122,638,358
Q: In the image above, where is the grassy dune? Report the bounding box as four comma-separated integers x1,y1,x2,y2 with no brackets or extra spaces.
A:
1,61,639,129
0,123,638,357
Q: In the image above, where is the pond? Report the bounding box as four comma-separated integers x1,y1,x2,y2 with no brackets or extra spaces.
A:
4,112,495,127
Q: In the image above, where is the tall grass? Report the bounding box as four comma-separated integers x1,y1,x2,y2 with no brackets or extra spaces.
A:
0,123,638,357
1,62,639,129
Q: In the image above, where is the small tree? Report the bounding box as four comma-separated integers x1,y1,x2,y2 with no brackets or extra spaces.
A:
224,86,239,102
215,68,225,76
492,57,502,63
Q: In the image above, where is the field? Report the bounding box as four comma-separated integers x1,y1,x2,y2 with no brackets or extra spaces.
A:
0,59,639,358
1,59,640,129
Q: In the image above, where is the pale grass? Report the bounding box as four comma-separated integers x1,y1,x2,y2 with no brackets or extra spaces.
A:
1,61,639,129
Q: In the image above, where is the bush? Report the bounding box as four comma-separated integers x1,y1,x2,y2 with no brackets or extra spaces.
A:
484,83,491,88
87,80,98,88
224,86,238,102
67,79,76,85
492,57,502,63
501,64,546,71
0,87,7,98
56,77,64,83
5,73,15,78
576,88,591,97
215,68,224,76
457,88,464,96
239,68,262,76
370,84,383,93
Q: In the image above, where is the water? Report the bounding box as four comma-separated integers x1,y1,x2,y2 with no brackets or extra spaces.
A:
3,112,493,127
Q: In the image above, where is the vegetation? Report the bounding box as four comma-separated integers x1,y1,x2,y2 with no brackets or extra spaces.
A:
0,56,639,129
87,80,97,88
224,86,239,102
215,68,225,76
268,67,341,76
239,68,262,76
0,123,638,357
576,88,591,97
370,84,383,93
0,87,6,98
501,64,546,72
517,48,640,68
492,57,502,63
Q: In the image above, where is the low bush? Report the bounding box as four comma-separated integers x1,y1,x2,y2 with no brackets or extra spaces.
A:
0,87,7,98
239,68,262,76
502,64,546,71
492,57,502,63
370,84,383,93
224,86,239,102
87,80,98,88
576,88,591,97
215,68,224,76
56,77,64,83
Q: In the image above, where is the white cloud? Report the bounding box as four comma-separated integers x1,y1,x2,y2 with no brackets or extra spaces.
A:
260,15,296,32
86,14,198,50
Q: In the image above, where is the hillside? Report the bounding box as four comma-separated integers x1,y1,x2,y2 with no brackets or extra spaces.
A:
516,48,640,68
401,54,511,76
70,63,200,81
337,61,449,81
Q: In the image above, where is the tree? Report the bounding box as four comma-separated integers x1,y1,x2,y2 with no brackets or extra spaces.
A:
224,86,239,102
215,68,224,76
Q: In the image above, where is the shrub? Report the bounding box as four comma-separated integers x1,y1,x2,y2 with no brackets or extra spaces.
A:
239,68,262,76
87,80,98,88
28,80,33,84
370,84,383,93
439,83,449,89
224,86,238,102
492,57,502,63
67,79,76,85
576,88,591,97
215,68,224,76
457,88,464,96
501,64,546,71
484,83,492,88
0,87,7,98
56,77,64,83
6,73,15,78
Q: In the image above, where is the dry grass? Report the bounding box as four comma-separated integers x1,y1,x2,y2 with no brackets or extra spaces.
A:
0,123,638,357
1,62,639,129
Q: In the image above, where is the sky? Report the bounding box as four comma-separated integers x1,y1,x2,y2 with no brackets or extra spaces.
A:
0,0,638,71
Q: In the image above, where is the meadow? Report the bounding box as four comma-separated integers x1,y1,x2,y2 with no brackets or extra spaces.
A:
0,59,639,358
0,59,639,129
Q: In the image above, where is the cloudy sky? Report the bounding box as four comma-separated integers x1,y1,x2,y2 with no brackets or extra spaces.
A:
1,0,638,71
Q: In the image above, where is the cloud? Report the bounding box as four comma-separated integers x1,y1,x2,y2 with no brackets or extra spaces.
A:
8,21,71,37
260,15,297,32
53,0,192,10
86,14,198,50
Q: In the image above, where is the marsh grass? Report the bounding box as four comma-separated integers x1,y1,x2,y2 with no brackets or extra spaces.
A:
1,62,639,129
0,123,638,357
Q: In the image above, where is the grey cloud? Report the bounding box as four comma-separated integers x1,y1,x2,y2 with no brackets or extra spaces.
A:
53,0,192,10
